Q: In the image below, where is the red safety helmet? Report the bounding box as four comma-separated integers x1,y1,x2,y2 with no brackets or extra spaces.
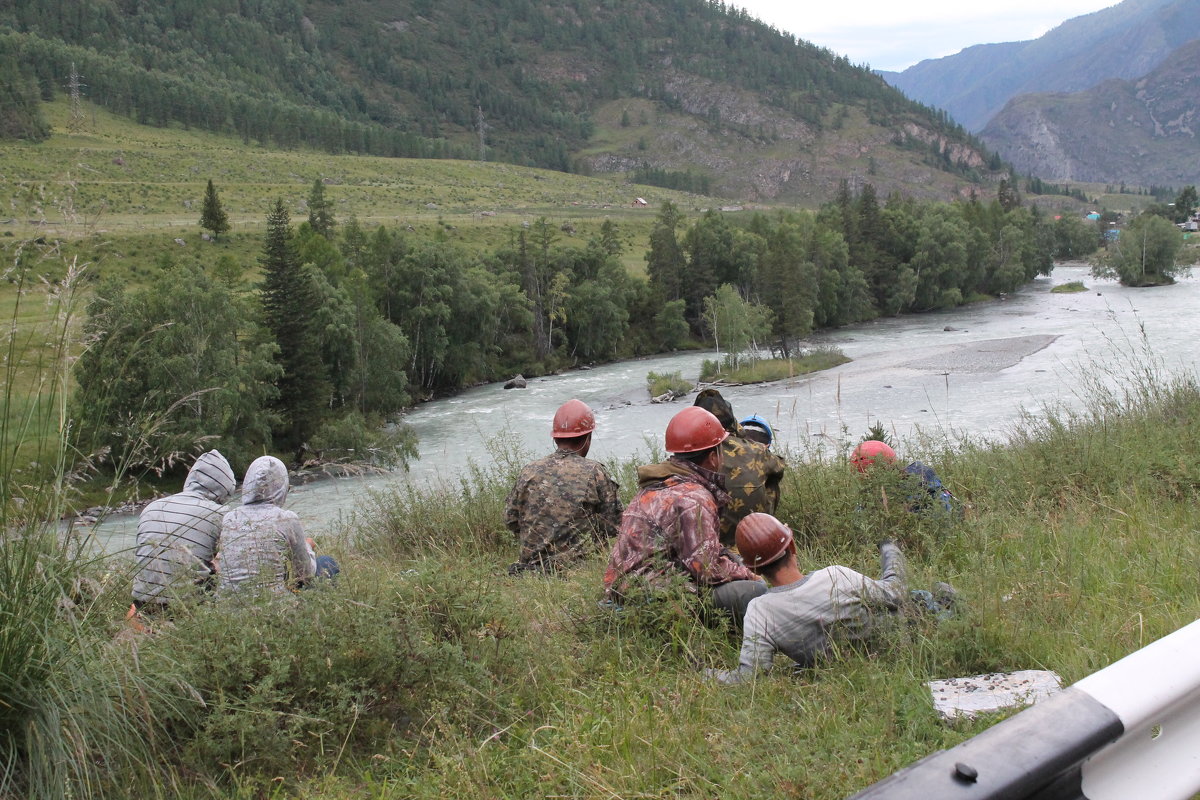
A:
665,406,728,454
552,399,596,438
851,440,897,473
736,513,794,568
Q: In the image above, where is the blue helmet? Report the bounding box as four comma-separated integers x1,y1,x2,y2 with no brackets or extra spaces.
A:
740,414,773,446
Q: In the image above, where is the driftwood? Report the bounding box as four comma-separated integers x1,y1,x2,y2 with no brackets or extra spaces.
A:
650,388,687,404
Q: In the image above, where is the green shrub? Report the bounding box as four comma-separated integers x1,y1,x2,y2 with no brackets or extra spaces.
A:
699,347,849,384
646,370,693,397
1050,281,1087,293
310,411,417,469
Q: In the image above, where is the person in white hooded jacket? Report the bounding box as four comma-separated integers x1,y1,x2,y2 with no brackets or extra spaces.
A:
217,455,316,596
132,449,236,614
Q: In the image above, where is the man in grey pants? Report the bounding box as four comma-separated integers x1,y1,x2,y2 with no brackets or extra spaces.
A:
710,513,907,684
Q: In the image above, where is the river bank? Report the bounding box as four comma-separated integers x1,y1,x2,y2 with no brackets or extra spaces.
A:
86,260,1200,552
18,352,1200,799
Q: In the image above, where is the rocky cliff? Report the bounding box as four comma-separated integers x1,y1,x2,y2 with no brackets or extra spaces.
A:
980,39,1200,185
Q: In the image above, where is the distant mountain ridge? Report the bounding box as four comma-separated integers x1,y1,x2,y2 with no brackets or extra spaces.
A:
884,0,1200,133
0,0,1005,203
980,38,1200,186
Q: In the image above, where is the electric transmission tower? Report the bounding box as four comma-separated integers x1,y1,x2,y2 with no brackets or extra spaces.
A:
68,62,86,132
476,105,487,162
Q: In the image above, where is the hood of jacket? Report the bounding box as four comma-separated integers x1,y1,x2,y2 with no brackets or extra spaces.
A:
637,458,729,505
183,449,236,504
241,455,289,506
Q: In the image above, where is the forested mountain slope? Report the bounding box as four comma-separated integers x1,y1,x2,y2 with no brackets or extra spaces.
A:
0,0,1002,202
980,38,1200,186
884,0,1200,133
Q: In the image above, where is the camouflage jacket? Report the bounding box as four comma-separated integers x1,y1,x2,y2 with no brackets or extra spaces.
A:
504,449,623,572
718,431,787,547
603,458,756,599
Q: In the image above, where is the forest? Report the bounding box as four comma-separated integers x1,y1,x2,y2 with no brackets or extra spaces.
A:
69,179,1099,477
0,0,989,175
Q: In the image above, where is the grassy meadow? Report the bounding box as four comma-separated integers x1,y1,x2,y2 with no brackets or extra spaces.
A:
2,100,721,269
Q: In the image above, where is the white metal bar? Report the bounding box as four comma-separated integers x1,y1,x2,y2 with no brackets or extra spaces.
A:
1075,619,1200,800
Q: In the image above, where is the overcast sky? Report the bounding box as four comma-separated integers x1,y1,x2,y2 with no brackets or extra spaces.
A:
732,1,1121,72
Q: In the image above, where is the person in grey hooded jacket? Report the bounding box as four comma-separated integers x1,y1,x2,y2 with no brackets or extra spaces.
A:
217,455,316,596
132,449,236,613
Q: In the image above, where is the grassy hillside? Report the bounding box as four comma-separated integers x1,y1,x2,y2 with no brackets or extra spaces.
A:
3,100,709,246
3,329,1199,798
1,101,717,498
0,0,1002,203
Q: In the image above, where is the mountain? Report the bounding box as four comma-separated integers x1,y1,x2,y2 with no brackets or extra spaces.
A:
883,0,1200,133
0,0,1003,203
980,38,1200,186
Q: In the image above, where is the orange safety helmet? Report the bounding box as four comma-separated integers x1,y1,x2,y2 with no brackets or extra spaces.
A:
665,406,729,454
735,513,794,568
851,440,897,473
551,399,596,438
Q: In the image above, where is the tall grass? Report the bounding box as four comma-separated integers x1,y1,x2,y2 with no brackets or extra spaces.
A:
0,245,191,798
699,346,850,384
317,343,1199,798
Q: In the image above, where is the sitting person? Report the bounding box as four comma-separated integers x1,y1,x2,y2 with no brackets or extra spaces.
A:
738,414,774,448
693,389,786,547
505,399,623,574
217,455,315,596
851,439,958,515
710,513,906,684
130,449,236,619
603,406,765,627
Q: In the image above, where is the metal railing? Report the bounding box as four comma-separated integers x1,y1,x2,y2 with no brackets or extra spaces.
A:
849,619,1200,800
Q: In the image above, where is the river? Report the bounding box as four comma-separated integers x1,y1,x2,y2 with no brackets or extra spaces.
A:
89,262,1197,552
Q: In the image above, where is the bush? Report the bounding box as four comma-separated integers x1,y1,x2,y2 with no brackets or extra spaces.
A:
699,347,849,384
135,553,571,791
309,411,417,469
646,370,693,397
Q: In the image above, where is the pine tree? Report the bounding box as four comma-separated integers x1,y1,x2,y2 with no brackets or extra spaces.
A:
307,178,336,239
645,201,686,304
260,199,328,449
199,179,230,240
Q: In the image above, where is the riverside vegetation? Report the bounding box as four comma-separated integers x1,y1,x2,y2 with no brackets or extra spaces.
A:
4,279,1200,798
2,101,1103,495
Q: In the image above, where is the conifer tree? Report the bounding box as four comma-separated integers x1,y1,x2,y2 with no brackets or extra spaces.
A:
646,201,686,304
307,178,336,239
199,179,230,240
260,199,328,449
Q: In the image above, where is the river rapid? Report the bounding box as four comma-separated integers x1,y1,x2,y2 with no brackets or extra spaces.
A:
91,262,1198,552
